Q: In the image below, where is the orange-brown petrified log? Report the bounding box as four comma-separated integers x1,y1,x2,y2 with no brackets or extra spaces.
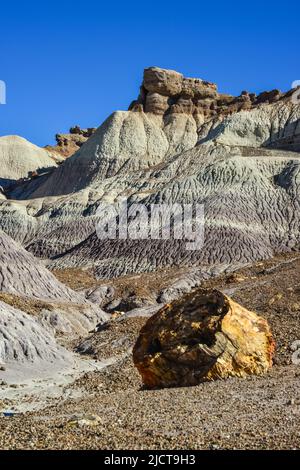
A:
133,289,275,388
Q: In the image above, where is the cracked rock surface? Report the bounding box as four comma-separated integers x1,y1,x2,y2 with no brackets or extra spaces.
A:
133,289,274,388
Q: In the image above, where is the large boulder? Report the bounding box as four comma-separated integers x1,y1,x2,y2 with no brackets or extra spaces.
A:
133,289,275,388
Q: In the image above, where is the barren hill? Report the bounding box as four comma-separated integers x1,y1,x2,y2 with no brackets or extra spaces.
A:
0,135,57,188
0,67,299,280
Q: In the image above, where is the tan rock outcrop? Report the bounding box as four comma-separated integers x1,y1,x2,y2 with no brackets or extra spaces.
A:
182,77,217,99
145,92,169,114
45,126,96,158
170,96,194,114
140,67,218,117
130,67,294,123
143,67,183,96
133,289,275,389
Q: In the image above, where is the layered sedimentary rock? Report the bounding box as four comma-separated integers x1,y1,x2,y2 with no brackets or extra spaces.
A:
28,144,299,279
0,229,108,339
0,67,299,280
0,229,83,301
133,289,275,388
25,110,198,197
9,67,298,200
129,67,296,125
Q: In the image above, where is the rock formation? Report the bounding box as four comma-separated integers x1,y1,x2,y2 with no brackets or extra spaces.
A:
11,67,299,199
0,67,299,280
45,126,96,158
133,289,275,388
129,67,295,126
0,66,299,447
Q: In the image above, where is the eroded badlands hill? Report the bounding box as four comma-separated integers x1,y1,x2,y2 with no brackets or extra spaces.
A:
0,67,299,279
0,229,107,381
0,68,300,449
0,135,57,189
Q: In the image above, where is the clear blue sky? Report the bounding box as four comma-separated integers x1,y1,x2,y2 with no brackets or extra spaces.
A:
0,0,299,147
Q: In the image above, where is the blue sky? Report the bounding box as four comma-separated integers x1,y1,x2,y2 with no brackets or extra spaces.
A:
0,0,299,147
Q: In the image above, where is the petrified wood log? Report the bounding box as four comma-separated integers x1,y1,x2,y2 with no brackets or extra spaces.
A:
133,289,275,388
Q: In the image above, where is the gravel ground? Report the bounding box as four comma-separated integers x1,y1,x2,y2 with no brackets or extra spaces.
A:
1,253,300,450
0,365,300,450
